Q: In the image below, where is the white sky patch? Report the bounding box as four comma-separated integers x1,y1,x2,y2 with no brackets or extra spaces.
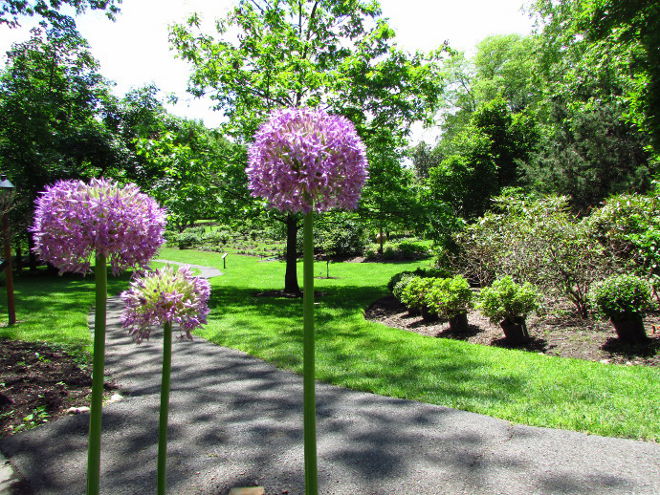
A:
0,0,533,143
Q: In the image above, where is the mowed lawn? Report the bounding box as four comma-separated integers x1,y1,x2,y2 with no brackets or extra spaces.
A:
157,248,659,441
0,270,131,353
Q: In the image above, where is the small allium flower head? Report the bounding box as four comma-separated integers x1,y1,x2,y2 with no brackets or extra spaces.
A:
121,266,211,343
31,178,166,275
247,107,369,213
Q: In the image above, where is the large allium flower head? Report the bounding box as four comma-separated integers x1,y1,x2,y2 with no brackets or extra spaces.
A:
247,107,369,213
31,178,166,275
121,265,211,343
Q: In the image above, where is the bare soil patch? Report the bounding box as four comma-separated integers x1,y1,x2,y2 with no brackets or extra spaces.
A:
366,295,659,366
0,339,116,438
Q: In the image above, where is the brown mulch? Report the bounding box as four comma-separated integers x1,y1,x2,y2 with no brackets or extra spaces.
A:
0,339,116,438
365,295,659,367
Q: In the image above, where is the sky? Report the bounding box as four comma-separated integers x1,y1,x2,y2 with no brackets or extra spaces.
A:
0,0,534,142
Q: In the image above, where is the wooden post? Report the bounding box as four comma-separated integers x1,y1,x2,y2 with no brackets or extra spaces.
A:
3,212,15,325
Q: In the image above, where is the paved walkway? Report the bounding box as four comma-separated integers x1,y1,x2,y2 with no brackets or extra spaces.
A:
153,259,223,279
1,263,658,494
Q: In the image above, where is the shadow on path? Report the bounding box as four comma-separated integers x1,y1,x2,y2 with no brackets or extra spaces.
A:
1,268,659,494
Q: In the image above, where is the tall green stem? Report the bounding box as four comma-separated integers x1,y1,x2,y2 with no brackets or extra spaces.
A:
157,322,173,495
303,211,317,495
87,253,107,495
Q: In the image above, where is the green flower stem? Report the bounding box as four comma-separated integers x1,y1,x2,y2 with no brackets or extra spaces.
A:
303,211,318,495
87,253,107,495
158,322,173,495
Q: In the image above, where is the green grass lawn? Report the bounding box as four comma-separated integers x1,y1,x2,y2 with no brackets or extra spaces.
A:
0,270,132,354
2,250,657,441
159,247,659,441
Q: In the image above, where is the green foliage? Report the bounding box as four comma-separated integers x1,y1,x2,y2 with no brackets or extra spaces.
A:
588,274,655,319
0,25,118,229
392,274,415,302
427,129,498,219
175,231,203,250
479,276,540,323
170,0,447,280
400,276,436,311
387,266,451,293
368,239,432,262
520,101,654,211
316,212,367,259
0,0,121,28
134,120,242,231
453,194,610,316
533,0,659,152
586,190,660,291
424,276,474,319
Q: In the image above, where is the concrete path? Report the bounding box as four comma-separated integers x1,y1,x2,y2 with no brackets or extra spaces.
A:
1,264,658,494
153,259,223,279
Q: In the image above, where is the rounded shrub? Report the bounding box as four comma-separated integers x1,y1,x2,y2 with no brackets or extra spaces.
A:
588,274,655,319
479,276,540,323
387,267,452,293
176,231,203,249
392,274,416,302
424,276,474,320
400,277,436,311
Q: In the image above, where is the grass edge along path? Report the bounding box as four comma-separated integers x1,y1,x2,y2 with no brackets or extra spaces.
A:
159,248,659,442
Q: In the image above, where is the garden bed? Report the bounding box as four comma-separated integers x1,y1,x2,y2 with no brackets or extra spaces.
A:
0,339,116,437
366,295,659,366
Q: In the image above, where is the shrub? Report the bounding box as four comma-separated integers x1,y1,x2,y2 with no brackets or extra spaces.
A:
400,277,436,311
452,194,611,317
424,276,473,319
387,267,452,293
392,275,416,302
479,276,540,323
396,240,430,259
176,231,203,249
586,191,660,298
316,212,367,259
588,274,655,319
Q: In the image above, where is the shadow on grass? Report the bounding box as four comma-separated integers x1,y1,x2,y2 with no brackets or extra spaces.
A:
0,311,647,495
202,283,530,410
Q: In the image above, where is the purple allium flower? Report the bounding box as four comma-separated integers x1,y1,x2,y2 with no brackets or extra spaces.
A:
121,265,211,342
246,107,369,213
31,178,166,275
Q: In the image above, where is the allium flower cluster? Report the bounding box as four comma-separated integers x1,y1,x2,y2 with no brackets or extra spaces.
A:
121,265,211,342
247,107,368,213
31,178,166,275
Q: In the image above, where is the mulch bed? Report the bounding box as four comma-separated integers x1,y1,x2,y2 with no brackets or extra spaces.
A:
365,295,659,366
0,339,115,438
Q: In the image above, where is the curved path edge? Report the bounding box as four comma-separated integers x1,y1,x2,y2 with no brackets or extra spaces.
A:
0,261,658,494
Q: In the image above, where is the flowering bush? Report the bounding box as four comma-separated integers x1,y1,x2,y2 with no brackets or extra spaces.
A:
247,107,368,213
479,276,540,323
121,265,211,342
31,178,166,274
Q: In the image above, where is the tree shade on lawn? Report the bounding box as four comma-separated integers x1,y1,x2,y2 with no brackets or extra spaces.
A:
247,107,368,495
30,178,166,495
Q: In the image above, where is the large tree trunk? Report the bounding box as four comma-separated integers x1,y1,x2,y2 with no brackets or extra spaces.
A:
284,212,301,295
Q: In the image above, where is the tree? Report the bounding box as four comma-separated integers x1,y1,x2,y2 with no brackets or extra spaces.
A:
170,0,445,293
0,0,120,28
134,118,241,232
0,24,118,238
532,0,659,154
409,141,436,180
